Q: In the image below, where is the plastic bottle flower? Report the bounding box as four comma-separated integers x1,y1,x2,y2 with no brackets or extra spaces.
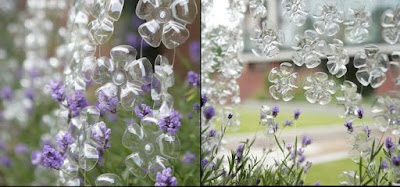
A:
92,45,153,111
347,125,374,162
281,0,308,26
86,0,125,44
344,7,371,43
326,39,349,78
251,21,284,58
313,3,343,36
136,0,198,49
336,81,362,118
122,116,179,181
303,72,336,105
381,8,400,44
268,62,298,101
390,51,400,85
354,45,389,88
151,55,174,119
95,173,122,186
372,91,400,134
292,30,328,68
249,0,267,18
259,105,279,134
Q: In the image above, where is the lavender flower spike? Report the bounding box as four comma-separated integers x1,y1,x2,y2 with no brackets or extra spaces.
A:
302,136,312,147
155,168,177,186
56,132,75,153
158,109,183,135
46,79,65,104
134,104,153,119
41,145,64,170
67,91,90,117
187,71,200,87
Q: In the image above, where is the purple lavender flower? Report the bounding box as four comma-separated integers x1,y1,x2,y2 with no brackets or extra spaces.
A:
56,132,75,153
286,143,293,151
187,112,193,119
158,109,183,135
92,121,111,150
294,109,301,120
14,143,29,154
67,91,90,117
41,145,64,170
209,129,216,137
357,108,364,119
298,154,306,164
203,106,215,121
189,41,200,63
283,120,293,127
302,136,312,147
363,125,371,138
141,83,151,92
381,160,388,171
25,89,35,100
201,94,207,107
386,137,395,154
304,161,312,173
31,150,42,165
126,33,141,48
236,145,244,162
392,155,400,167
344,121,353,133
0,156,11,167
182,151,196,164
201,159,208,166
193,103,200,113
0,86,13,100
28,68,40,78
187,71,200,87
273,121,279,133
155,168,177,186
314,181,321,186
97,90,118,114
134,104,153,118
272,106,279,118
46,79,65,104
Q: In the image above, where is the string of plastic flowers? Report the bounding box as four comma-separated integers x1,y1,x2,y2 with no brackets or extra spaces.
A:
201,0,245,135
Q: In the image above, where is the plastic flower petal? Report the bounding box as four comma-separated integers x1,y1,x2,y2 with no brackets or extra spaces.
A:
136,0,198,49
354,45,389,88
268,62,298,101
326,39,349,78
281,0,308,26
344,7,371,43
390,51,400,85
249,0,267,18
336,80,362,118
251,20,284,58
291,30,327,68
381,8,400,44
372,91,400,134
303,72,336,105
313,3,343,36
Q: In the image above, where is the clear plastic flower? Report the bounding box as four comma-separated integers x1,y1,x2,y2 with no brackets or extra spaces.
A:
326,39,349,78
92,45,153,111
344,7,371,43
372,91,400,134
122,116,180,181
281,0,308,26
259,105,278,134
95,173,121,186
151,55,174,119
390,51,400,85
347,125,373,162
268,62,298,101
381,8,400,44
251,21,284,58
313,3,343,36
136,0,198,49
336,81,362,118
354,45,389,88
249,0,267,18
303,72,336,105
86,0,124,44
340,171,360,185
292,30,328,68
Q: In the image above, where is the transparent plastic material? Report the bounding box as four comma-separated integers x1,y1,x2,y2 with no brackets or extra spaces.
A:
381,8,400,44
390,51,400,85
95,173,122,186
151,55,174,119
281,0,308,26
335,81,362,118
136,0,198,49
93,45,153,111
251,21,284,58
259,105,278,134
326,39,349,78
122,116,179,181
303,72,336,105
354,45,389,88
249,0,267,18
344,7,370,43
291,30,327,68
313,3,343,36
372,91,400,135
268,62,298,101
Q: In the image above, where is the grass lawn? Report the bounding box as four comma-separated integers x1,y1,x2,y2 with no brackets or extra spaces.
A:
223,105,373,134
305,158,356,185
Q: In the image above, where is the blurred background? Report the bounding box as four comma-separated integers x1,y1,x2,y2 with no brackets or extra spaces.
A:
216,0,400,185
0,0,200,185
